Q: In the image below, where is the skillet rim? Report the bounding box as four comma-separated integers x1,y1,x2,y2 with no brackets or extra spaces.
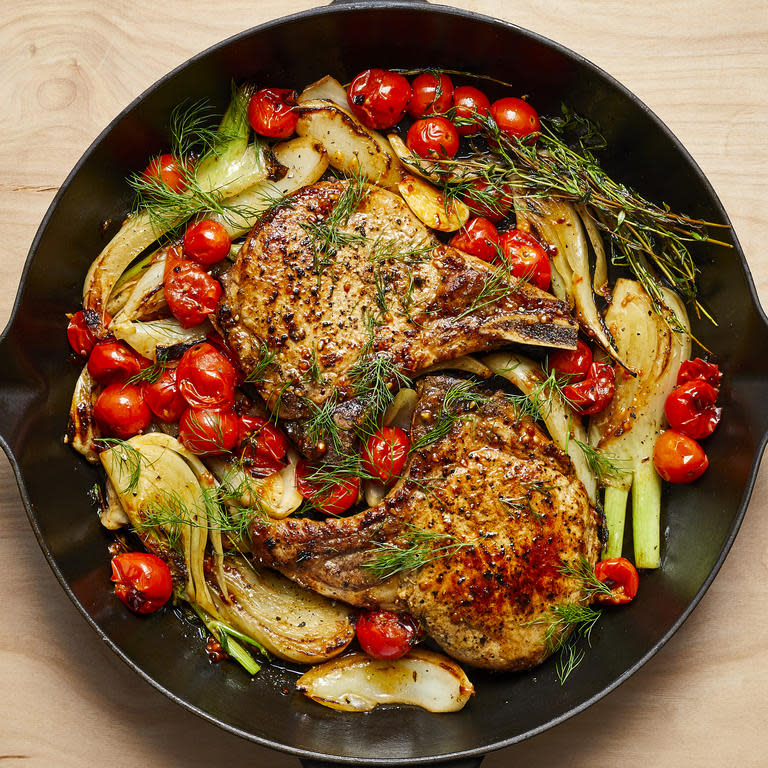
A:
2,2,767,764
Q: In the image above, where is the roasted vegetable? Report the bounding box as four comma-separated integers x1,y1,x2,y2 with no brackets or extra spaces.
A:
65,366,101,463
397,174,469,232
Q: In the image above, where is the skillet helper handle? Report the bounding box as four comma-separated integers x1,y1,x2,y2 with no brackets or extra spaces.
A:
300,759,483,768
330,0,429,4
0,326,41,457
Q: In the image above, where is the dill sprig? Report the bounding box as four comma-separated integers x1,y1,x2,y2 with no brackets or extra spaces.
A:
126,355,168,385
574,439,626,484
560,555,615,601
303,393,342,451
504,366,576,422
243,341,279,384
457,249,531,319
349,352,412,436
96,438,145,494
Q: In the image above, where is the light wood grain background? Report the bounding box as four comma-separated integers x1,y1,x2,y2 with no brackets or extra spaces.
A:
1,1,766,765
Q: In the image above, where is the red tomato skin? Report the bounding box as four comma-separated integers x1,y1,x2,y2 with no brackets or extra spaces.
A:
452,85,491,136
238,415,288,461
88,341,144,385
562,361,616,415
176,342,236,410
677,357,722,390
94,383,152,439
164,256,222,329
406,116,460,159
490,97,540,142
183,219,232,266
67,310,99,357
347,69,411,130
547,339,593,382
362,427,410,484
295,460,360,516
143,366,186,422
408,72,454,118
111,552,173,614
248,88,298,138
356,610,418,660
665,380,722,440
449,217,500,262
462,179,513,222
594,557,639,604
653,429,709,483
498,229,551,291
142,153,188,194
179,407,239,455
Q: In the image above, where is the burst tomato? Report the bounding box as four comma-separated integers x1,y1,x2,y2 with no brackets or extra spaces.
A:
94,383,152,439
594,557,639,605
248,87,299,138
562,361,616,415
183,219,232,266
142,366,186,422
449,217,500,262
547,339,593,382
490,97,540,142
88,341,145,385
295,460,360,516
653,429,709,483
407,116,460,159
462,179,514,222
665,380,721,440
408,72,454,118
163,255,222,329
110,552,173,614
452,85,491,136
356,610,418,660
142,153,188,194
347,69,411,130
238,415,288,461
498,229,551,291
67,309,102,357
677,357,722,390
176,342,236,410
362,426,410,484
178,407,240,455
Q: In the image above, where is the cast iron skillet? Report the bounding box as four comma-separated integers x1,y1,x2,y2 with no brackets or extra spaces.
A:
3,2,768,766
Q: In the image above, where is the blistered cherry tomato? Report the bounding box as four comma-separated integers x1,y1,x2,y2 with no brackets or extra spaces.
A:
452,85,491,136
462,179,514,222
653,429,709,483
295,460,360,516
408,72,454,118
88,341,144,385
356,610,418,660
238,415,288,461
362,426,410,484
490,97,540,142
179,407,239,455
164,256,222,329
449,217,500,262
677,357,722,390
665,380,722,440
110,552,173,615
499,229,551,291
547,339,593,382
562,361,616,415
248,87,298,138
94,383,152,439
347,69,411,130
176,342,236,410
67,309,99,357
183,219,232,266
142,153,188,194
407,116,460,159
594,557,639,604
142,366,186,422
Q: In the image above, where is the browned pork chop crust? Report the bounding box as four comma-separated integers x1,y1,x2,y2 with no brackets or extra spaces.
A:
249,375,601,671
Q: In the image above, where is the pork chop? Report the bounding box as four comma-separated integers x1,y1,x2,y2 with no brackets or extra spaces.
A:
248,375,601,671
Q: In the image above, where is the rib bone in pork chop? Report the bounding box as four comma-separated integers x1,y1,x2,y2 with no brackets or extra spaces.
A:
249,375,601,671
215,181,577,430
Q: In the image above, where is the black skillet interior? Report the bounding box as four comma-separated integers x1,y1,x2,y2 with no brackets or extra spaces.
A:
2,3,768,766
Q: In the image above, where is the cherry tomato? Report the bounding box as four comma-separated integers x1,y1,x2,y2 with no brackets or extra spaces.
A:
653,429,709,483
205,331,245,385
238,415,288,461
462,179,514,222
88,341,144,385
407,116,460,159
67,309,100,357
594,557,639,604
449,217,500,262
164,256,222,329
110,552,173,615
677,357,722,390
142,153,188,194
295,460,360,516
248,87,299,138
347,68,411,130
490,97,540,143
547,339,593,383
362,426,410,484
452,85,491,136
498,229,551,291
178,407,240,455
356,610,418,660
562,361,616,415
408,72,454,118
183,219,232,266
176,342,236,410
665,380,722,440
94,383,152,439
142,366,186,422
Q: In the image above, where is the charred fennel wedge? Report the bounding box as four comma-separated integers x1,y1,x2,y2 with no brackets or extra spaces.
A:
589,279,691,567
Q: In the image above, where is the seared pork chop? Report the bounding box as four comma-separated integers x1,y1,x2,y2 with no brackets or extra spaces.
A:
249,375,601,671
215,181,577,429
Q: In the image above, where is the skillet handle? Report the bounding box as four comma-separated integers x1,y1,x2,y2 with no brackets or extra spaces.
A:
300,759,483,768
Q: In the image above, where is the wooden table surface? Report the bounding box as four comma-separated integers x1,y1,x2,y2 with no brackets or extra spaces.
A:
1,1,766,765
